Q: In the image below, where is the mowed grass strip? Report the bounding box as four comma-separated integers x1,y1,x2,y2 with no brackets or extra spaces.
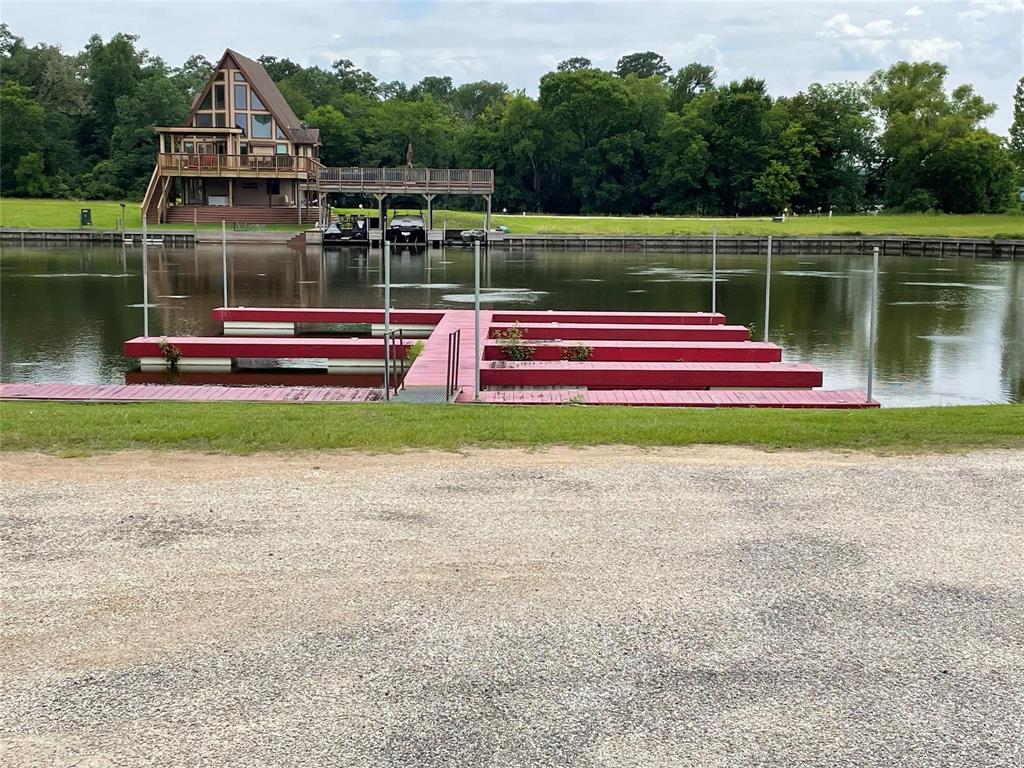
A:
1,401,1021,455
342,207,1024,239
1,198,1021,238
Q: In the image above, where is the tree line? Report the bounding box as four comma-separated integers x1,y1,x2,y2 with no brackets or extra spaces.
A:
2,26,1022,215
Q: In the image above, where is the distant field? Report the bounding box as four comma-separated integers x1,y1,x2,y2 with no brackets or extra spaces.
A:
1,197,1021,238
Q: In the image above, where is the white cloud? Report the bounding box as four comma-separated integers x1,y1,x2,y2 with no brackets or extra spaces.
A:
905,6,924,17
900,37,965,60
958,0,1024,23
823,13,900,38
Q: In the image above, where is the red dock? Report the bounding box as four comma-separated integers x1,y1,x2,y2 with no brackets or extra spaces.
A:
488,322,752,342
467,389,878,408
1,307,879,409
124,336,410,361
481,361,823,390
0,383,381,403
482,340,783,363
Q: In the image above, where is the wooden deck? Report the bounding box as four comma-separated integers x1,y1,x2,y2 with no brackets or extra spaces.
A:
0,383,381,403
316,167,494,195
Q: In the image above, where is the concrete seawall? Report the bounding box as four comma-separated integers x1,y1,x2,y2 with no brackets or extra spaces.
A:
2,227,1021,258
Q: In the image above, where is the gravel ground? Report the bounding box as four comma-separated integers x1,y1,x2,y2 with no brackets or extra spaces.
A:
1,446,1022,767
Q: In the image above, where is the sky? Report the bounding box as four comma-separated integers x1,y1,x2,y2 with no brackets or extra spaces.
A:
3,0,1022,133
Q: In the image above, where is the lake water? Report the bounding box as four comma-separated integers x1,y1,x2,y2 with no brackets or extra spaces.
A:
1,243,1021,407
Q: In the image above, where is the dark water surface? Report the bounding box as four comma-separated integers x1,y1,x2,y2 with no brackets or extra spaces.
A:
1,243,1021,406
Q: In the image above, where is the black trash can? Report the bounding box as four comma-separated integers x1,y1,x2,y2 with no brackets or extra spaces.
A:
80,208,93,227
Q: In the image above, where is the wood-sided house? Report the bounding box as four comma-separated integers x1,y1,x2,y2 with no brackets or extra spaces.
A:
142,49,321,225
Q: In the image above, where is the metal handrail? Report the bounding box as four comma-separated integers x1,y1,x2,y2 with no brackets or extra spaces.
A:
317,166,494,193
156,153,316,175
382,328,405,400
446,329,461,401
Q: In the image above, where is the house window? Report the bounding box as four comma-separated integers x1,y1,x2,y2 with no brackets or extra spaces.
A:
195,113,212,128
250,91,265,110
234,113,248,136
234,72,245,82
214,113,226,128
268,179,280,195
275,125,287,140
184,141,195,153
252,113,272,138
199,91,212,110
215,71,225,81
275,143,288,154
234,85,247,110
214,84,225,109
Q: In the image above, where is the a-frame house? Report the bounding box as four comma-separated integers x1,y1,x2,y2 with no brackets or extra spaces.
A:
142,49,321,225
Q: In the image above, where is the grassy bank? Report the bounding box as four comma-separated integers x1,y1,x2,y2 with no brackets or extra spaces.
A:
1,198,1021,238
1,401,1021,455
345,208,1024,239
0,198,305,232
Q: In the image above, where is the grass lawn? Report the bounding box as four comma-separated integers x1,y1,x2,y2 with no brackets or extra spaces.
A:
1,401,1021,455
339,207,1024,239
0,198,305,232
1,197,1020,238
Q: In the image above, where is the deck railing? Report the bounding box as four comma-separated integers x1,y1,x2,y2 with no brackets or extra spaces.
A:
318,167,494,194
157,153,317,176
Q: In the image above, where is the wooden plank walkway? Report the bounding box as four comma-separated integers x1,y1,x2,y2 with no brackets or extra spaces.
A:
466,389,878,408
0,383,381,403
401,310,493,400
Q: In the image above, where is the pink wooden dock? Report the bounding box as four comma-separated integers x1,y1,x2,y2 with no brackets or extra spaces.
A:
488,322,752,342
482,340,783,363
481,361,823,389
124,336,409,361
467,389,878,408
1,307,880,409
0,383,381,403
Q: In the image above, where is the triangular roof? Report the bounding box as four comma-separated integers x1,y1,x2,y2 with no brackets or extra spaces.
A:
185,49,320,146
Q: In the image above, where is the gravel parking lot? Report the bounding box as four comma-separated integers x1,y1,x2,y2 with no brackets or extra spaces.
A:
2,447,1022,767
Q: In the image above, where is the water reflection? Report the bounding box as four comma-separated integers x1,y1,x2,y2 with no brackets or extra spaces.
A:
1,242,1021,406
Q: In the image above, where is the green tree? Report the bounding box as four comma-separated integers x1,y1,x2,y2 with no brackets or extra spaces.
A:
1010,76,1024,169
557,57,592,72
0,81,46,194
82,33,146,156
171,54,214,99
108,74,189,196
668,62,716,111
868,60,1010,212
450,81,509,121
754,160,800,211
614,51,670,79
304,105,359,166
14,152,48,196
331,58,379,98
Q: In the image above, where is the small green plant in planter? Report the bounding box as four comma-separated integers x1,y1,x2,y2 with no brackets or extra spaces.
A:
495,321,536,361
406,340,426,364
561,344,593,362
158,337,181,370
